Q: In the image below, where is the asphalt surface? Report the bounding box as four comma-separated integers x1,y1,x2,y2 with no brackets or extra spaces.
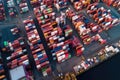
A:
0,1,120,80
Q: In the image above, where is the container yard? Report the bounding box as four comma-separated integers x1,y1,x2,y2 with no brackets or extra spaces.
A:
0,0,120,80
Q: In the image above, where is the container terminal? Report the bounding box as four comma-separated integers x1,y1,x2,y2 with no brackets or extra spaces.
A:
0,0,120,80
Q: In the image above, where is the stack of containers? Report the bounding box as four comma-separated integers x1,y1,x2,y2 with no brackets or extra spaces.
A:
17,0,29,13
23,18,51,76
42,0,53,7
0,27,31,70
73,0,90,11
6,37,29,69
10,27,19,35
0,0,5,20
64,25,73,37
66,9,92,45
87,23,102,33
4,33,34,79
30,0,41,8
66,8,107,45
102,0,120,13
87,3,119,30
7,0,17,17
33,6,72,63
0,60,6,80
102,0,114,6
54,0,68,11
112,0,120,13
72,36,84,56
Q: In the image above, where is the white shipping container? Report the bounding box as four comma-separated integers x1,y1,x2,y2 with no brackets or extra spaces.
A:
62,54,65,59
23,49,27,52
112,19,118,24
53,35,59,40
43,71,47,76
35,58,38,61
19,51,23,55
56,51,64,57
105,46,110,52
37,64,41,69
20,42,24,45
104,22,111,27
63,44,69,50
51,30,58,36
52,53,56,56
7,56,11,60
57,42,64,46
58,37,65,41
31,34,36,38
57,56,62,61
109,46,114,52
99,17,103,22
42,50,46,55
22,60,29,65
27,23,32,26
36,35,40,39
114,48,120,53
37,53,43,58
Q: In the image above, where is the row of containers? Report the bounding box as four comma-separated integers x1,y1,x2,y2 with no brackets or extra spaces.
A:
0,58,6,80
66,8,106,45
70,0,119,10
30,0,68,11
6,0,17,17
0,0,85,79
1,0,120,20
65,2,119,45
29,0,86,77
29,0,115,77
34,7,72,63
16,0,29,14
23,18,52,77
1,26,34,79
102,0,120,13
7,0,29,14
30,0,85,63
1,22,51,79
86,3,119,29
0,0,5,21
1,0,29,19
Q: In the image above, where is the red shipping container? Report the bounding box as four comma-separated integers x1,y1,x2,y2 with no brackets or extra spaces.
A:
46,67,51,73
